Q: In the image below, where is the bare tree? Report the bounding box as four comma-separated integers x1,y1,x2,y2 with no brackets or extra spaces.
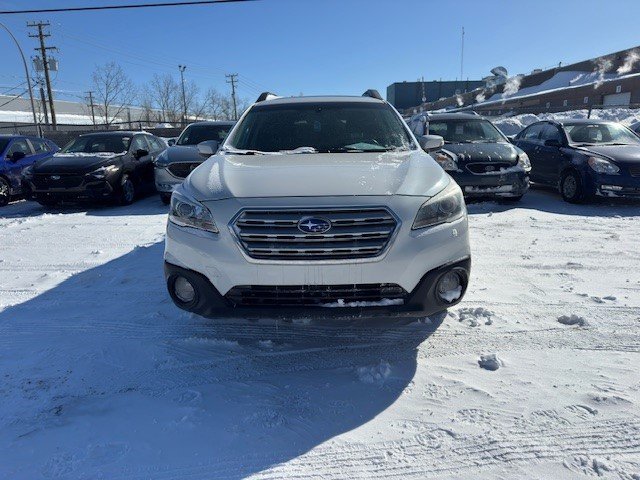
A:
147,73,181,123
203,88,250,121
90,62,137,127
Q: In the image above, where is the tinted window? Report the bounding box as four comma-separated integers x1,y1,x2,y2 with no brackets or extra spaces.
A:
31,138,50,153
426,119,506,143
540,125,563,143
0,138,9,153
177,124,233,146
6,139,32,156
564,122,640,145
228,102,414,153
130,135,150,152
62,135,131,153
148,136,166,151
521,124,545,141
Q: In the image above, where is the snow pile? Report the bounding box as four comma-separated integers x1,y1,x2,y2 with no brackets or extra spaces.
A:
494,108,640,135
357,360,391,385
455,307,494,327
557,314,588,327
478,353,503,371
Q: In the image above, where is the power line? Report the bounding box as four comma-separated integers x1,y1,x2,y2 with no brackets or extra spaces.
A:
0,0,256,15
0,89,30,108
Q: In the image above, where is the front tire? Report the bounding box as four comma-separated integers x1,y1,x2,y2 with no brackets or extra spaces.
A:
560,170,586,203
117,175,136,205
0,177,9,207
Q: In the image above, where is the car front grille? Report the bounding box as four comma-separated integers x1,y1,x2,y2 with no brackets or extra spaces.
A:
168,162,200,178
33,173,83,189
629,165,640,177
466,162,514,174
225,283,407,307
232,208,398,260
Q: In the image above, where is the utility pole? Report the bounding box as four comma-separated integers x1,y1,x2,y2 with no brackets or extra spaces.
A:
86,91,96,128
28,21,57,130
178,65,187,126
225,73,238,121
39,85,49,126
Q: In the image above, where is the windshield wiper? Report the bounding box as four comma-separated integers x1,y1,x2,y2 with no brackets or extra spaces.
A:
221,147,269,155
279,146,318,154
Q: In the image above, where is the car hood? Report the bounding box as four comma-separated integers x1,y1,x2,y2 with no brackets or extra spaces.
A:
443,142,519,163
164,145,202,163
576,144,640,164
185,150,449,200
34,152,124,174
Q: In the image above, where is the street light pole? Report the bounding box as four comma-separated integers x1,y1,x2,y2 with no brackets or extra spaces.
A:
178,64,187,126
0,21,41,136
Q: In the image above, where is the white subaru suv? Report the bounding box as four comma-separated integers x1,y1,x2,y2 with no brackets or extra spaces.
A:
163,91,471,319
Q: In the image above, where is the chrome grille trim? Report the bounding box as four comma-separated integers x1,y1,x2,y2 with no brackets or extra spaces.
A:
231,207,399,261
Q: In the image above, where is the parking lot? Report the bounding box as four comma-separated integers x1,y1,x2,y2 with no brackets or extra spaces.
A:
1,189,638,479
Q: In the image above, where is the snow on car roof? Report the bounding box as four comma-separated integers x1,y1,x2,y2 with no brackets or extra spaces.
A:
256,95,384,106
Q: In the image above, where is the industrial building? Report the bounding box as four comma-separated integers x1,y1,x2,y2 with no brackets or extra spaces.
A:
386,80,484,110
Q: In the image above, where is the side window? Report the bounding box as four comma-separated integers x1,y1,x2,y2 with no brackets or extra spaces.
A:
30,138,50,153
409,117,426,136
540,125,563,144
149,136,165,151
521,124,544,142
6,138,32,158
130,135,150,152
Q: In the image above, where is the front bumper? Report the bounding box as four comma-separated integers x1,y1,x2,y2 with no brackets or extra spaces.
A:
593,173,640,198
451,169,530,198
155,166,184,193
24,179,116,202
163,195,472,318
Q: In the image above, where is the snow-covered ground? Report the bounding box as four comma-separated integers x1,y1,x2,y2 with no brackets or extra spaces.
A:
493,108,640,136
1,191,639,479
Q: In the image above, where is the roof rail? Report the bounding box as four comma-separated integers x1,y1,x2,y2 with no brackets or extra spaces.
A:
362,89,383,101
256,92,278,102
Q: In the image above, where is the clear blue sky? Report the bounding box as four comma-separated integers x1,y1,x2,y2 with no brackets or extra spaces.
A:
1,0,639,105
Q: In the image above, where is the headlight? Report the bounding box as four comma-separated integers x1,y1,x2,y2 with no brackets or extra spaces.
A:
434,151,458,171
87,164,119,179
517,152,531,171
155,150,171,167
22,165,34,179
413,181,465,230
588,156,619,175
169,190,218,233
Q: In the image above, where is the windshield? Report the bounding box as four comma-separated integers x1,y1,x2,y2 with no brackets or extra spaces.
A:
61,135,131,154
227,102,415,153
0,138,9,153
176,124,233,146
564,122,640,145
427,119,507,144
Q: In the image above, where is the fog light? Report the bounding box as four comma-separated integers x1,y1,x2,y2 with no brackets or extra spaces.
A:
437,271,463,303
174,276,196,303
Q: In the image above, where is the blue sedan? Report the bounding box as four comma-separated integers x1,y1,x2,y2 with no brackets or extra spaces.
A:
0,135,59,206
513,120,640,203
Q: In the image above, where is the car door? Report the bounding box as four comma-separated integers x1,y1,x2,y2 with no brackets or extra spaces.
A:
129,135,155,189
537,124,567,185
4,138,35,192
514,123,545,183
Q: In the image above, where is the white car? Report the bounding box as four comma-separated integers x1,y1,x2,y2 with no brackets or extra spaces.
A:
163,91,471,319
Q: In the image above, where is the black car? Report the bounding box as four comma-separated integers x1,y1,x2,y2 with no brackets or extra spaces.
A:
409,113,531,201
513,119,640,203
23,131,167,206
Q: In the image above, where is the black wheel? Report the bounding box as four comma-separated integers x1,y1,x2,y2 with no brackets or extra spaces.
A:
0,177,9,207
160,193,171,205
117,175,136,205
560,170,586,203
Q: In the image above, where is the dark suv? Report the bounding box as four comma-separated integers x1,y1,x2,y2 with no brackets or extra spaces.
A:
409,113,531,201
23,131,166,206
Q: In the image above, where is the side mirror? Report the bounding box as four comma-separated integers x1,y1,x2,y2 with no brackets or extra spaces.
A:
9,151,26,162
197,140,220,157
134,148,149,159
544,139,562,148
167,138,176,146
506,135,516,144
418,134,444,152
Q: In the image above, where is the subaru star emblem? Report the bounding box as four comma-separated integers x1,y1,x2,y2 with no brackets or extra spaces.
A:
50,175,61,180
297,216,332,234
